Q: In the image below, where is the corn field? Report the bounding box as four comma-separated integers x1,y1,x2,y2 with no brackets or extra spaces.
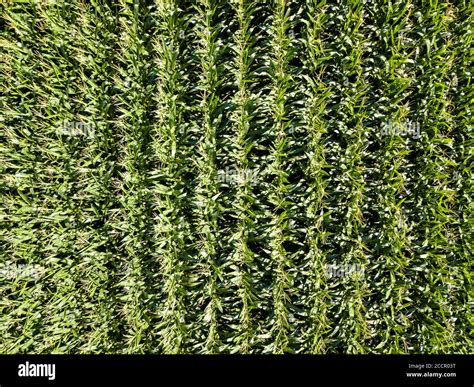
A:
0,0,472,354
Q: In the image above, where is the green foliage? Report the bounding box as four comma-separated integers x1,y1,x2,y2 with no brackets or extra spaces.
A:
0,0,471,354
